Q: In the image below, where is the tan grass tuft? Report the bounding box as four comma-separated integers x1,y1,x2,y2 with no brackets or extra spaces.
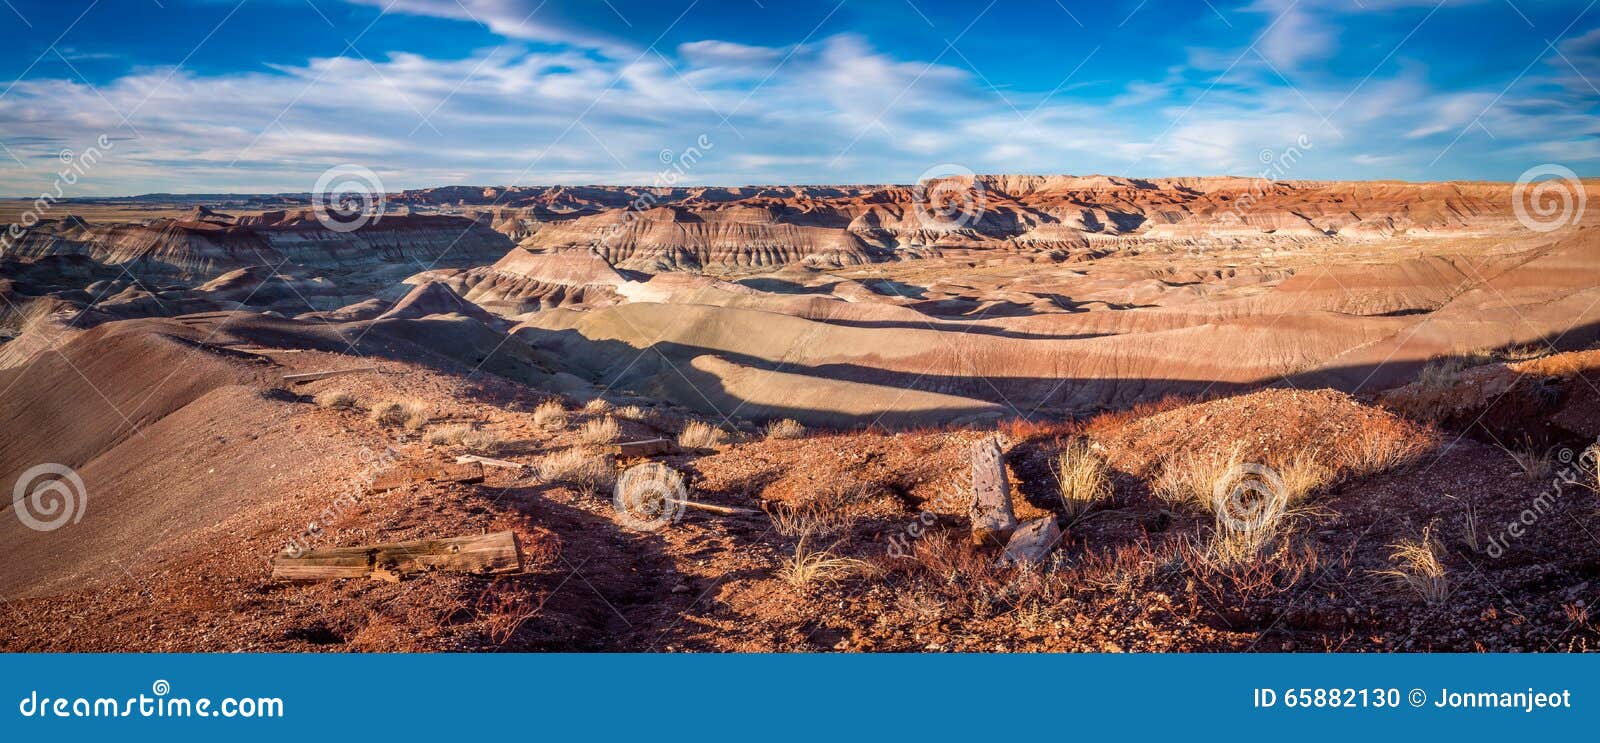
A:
678,420,729,450
371,399,429,429
1379,523,1450,604
779,537,871,589
1054,438,1111,521
314,389,358,410
532,400,569,430
578,416,620,447
763,418,807,440
538,449,615,497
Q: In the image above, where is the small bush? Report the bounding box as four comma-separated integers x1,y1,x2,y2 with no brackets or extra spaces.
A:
538,449,615,497
763,418,806,440
678,420,728,450
1379,524,1450,604
582,398,613,414
533,400,569,430
315,389,358,410
1054,438,1111,521
578,416,620,447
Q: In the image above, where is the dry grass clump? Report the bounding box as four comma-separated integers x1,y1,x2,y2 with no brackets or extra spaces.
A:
538,449,615,497
763,418,806,440
1054,438,1111,522
1501,443,1555,482
766,489,870,540
428,423,505,453
1154,446,1326,571
581,398,612,414
371,399,429,430
1153,446,1247,510
314,389,358,409
428,423,475,445
678,420,729,450
614,404,652,422
1339,418,1431,477
780,537,872,589
533,400,569,430
1379,524,1450,604
578,416,620,446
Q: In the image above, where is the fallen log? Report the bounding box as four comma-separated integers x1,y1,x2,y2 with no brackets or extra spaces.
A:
607,438,677,458
369,461,485,492
272,531,523,582
282,367,378,384
969,435,1017,546
455,454,525,470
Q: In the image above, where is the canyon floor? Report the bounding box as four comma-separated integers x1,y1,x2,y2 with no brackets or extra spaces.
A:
1,176,1598,651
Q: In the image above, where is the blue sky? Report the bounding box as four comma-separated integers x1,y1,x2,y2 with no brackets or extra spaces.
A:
0,0,1595,195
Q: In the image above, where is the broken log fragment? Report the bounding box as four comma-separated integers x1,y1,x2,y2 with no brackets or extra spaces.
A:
369,461,485,492
969,435,1017,547
1002,517,1062,566
666,498,759,516
454,454,525,470
607,438,677,458
271,531,523,582
281,367,378,385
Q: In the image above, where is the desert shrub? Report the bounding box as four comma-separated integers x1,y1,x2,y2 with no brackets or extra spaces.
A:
582,398,612,414
678,420,728,450
763,418,806,440
1379,524,1450,604
578,416,620,446
372,399,428,429
1054,438,1111,521
315,389,358,409
538,449,615,497
533,400,569,430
